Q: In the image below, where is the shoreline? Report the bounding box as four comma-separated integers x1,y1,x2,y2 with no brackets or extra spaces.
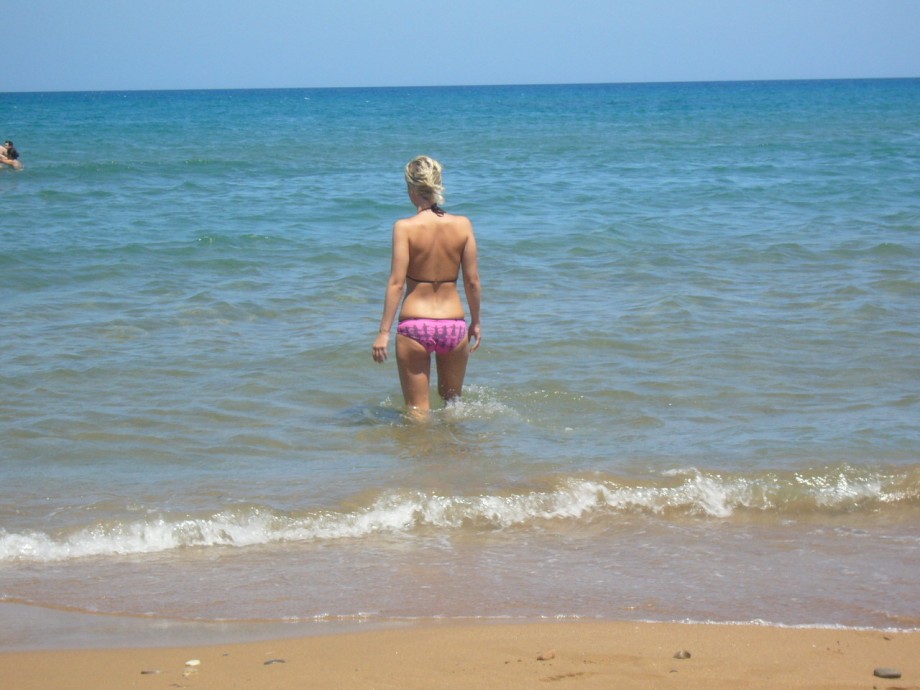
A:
0,602,401,653
1,619,917,690
5,601,919,653
2,605,918,690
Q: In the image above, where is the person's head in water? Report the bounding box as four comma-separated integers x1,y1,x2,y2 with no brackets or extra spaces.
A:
405,155,445,207
2,141,19,160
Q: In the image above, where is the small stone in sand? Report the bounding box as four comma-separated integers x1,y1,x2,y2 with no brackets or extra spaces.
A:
140,669,162,675
873,667,901,679
185,659,201,667
264,658,286,665
537,649,556,661
673,650,692,659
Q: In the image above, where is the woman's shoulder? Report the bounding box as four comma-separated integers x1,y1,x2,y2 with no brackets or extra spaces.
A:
393,215,421,234
444,213,473,232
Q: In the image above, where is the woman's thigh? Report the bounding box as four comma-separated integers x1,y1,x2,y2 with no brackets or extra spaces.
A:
435,338,470,401
396,334,432,412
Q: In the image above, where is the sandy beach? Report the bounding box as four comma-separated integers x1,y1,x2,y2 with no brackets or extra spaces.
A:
1,620,917,690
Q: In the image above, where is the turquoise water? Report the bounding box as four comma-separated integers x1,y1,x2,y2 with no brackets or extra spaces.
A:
1,80,919,644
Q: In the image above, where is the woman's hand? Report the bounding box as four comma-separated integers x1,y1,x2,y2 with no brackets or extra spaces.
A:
468,322,482,353
372,332,390,363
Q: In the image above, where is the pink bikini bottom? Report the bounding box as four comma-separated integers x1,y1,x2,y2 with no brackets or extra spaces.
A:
397,319,468,355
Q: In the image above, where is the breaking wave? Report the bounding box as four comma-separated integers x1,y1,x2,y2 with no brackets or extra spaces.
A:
2,465,917,563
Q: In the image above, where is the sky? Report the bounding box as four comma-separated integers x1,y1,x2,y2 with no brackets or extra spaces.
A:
3,0,919,92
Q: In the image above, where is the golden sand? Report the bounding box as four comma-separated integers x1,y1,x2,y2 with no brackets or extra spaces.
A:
1,620,918,689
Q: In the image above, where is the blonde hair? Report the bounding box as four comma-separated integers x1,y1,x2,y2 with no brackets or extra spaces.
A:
404,155,445,205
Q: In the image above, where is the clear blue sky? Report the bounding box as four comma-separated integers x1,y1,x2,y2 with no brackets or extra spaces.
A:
4,0,919,92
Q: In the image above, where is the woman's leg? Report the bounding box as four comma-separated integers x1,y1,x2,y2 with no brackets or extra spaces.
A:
435,337,470,402
396,333,432,419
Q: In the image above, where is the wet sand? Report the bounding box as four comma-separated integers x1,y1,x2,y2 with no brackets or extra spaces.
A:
1,620,917,689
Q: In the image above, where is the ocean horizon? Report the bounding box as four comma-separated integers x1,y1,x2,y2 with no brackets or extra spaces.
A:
3,74,916,94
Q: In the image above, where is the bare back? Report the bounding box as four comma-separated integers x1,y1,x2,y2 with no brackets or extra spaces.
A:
397,210,475,320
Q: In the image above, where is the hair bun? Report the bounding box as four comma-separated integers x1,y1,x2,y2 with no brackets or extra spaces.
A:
405,155,445,205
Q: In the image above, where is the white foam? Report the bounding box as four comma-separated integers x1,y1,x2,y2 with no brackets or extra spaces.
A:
1,468,907,563
794,470,886,507
439,385,518,421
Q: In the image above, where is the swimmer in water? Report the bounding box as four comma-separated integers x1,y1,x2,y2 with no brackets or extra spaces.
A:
1,140,22,170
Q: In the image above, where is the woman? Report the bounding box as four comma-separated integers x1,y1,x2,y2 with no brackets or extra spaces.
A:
372,156,482,419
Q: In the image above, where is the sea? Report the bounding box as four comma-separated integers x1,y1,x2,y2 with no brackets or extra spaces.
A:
1,79,919,649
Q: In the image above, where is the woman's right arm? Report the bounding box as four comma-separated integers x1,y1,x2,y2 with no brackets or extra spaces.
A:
461,223,482,352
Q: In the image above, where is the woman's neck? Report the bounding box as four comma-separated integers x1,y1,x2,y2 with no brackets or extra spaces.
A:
417,203,445,216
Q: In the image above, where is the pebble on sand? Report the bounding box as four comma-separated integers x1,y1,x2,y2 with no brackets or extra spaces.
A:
537,649,556,661
673,650,692,659
873,667,901,679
